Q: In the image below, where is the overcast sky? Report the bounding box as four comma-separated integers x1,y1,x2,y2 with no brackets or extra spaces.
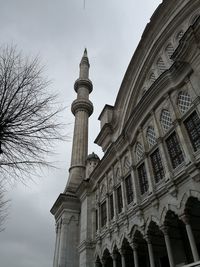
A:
0,1,162,266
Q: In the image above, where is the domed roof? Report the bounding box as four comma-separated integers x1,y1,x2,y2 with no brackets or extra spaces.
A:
87,152,100,161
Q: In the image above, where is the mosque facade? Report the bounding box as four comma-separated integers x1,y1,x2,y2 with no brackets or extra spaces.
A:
51,1,200,266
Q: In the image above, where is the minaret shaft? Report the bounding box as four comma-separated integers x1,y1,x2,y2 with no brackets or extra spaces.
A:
71,110,88,167
65,49,93,193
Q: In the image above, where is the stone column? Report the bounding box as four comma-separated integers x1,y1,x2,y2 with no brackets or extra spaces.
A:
106,193,109,227
121,177,126,212
111,253,118,267
130,242,139,267
120,249,126,267
58,218,68,267
140,128,154,193
101,258,106,267
144,156,154,193
113,188,118,221
182,215,200,262
53,222,61,267
161,226,175,267
146,236,155,267
128,145,140,204
97,204,100,234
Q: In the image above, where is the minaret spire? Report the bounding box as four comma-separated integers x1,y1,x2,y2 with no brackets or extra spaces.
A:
65,49,93,193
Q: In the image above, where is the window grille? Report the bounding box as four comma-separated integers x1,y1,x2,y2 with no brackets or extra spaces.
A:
177,91,192,114
117,186,123,213
166,132,184,169
165,43,174,63
150,149,165,183
136,142,144,161
101,201,107,227
147,126,157,147
137,163,148,195
109,194,114,220
157,58,166,74
184,111,200,152
160,109,173,132
125,175,134,204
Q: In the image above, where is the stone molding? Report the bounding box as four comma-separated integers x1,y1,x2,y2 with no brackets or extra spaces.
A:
74,78,93,93
71,98,93,116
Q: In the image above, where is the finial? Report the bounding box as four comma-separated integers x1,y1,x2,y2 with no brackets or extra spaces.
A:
83,48,88,57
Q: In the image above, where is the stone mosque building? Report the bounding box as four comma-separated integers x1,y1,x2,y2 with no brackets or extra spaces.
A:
51,0,200,266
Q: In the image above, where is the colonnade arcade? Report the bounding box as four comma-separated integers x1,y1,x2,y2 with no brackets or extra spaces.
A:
95,197,200,267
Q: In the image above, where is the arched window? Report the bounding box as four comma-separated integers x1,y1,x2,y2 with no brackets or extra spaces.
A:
160,109,173,132
177,91,192,114
157,57,166,74
146,126,157,147
135,142,144,162
184,111,200,152
165,43,174,63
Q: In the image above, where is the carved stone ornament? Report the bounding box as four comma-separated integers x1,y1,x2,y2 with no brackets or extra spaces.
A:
123,156,131,174
100,183,106,200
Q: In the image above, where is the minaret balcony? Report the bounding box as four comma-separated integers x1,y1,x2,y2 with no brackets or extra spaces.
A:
71,98,93,116
74,78,93,93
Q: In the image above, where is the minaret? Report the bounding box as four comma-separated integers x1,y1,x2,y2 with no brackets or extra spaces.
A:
65,48,93,193
51,50,93,267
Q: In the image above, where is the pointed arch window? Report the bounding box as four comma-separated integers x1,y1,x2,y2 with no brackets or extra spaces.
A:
146,126,157,147
135,142,144,162
150,149,164,183
109,194,114,220
166,132,184,169
117,186,123,214
137,163,148,195
184,111,200,152
100,201,107,227
177,91,192,114
125,175,133,204
160,109,173,132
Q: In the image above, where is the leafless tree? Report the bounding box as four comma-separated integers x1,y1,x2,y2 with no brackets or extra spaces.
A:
0,45,64,182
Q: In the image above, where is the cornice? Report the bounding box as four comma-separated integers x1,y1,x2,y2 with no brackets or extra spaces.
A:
50,193,80,217
110,0,200,135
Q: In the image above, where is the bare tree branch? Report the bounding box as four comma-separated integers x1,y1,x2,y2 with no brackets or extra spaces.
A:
0,45,65,183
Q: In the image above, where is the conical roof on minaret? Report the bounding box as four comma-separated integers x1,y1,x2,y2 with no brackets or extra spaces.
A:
80,48,89,66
